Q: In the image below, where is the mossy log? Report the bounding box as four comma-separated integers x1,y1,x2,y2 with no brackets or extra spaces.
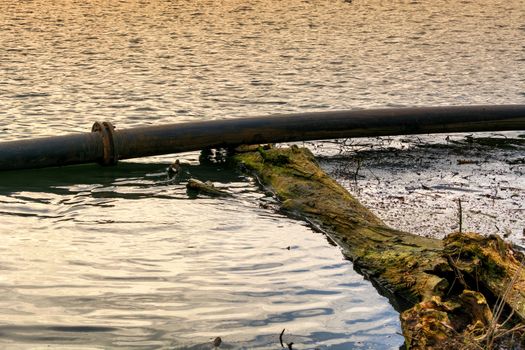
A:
233,146,525,349
186,178,231,197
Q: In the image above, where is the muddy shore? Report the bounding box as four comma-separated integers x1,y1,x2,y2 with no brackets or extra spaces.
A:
307,132,524,247
233,143,525,349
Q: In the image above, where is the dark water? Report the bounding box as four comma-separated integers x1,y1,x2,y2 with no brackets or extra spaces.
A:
0,0,524,348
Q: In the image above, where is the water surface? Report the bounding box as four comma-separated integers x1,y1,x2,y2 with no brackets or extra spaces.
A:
0,0,524,348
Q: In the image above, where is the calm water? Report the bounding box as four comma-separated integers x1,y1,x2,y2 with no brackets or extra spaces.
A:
0,0,524,349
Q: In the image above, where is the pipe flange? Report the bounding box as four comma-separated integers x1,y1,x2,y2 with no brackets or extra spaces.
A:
91,121,118,166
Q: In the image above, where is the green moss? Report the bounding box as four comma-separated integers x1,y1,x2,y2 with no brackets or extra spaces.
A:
232,146,525,349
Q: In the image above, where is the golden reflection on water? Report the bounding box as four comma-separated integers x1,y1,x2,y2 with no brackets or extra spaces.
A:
1,0,523,139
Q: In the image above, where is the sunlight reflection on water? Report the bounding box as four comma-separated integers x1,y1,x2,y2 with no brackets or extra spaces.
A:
0,164,401,349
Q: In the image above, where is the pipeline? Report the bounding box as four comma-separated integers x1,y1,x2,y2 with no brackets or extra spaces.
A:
1,105,524,171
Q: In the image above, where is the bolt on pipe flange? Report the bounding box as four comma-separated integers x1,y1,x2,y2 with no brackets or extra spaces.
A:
91,121,118,166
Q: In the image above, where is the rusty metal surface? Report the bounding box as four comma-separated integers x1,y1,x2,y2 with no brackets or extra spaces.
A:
1,105,524,171
91,121,118,166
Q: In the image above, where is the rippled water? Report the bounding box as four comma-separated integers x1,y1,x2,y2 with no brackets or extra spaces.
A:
0,163,401,349
0,0,524,349
1,0,524,139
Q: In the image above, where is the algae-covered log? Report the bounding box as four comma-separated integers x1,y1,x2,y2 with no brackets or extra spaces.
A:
186,178,231,197
233,146,525,349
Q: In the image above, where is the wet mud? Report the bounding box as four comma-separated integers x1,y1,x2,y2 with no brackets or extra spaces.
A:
313,133,525,247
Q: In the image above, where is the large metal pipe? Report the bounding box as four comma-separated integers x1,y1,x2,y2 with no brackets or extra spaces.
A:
1,105,524,171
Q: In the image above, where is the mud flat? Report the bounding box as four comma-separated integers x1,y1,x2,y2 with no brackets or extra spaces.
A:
312,133,525,246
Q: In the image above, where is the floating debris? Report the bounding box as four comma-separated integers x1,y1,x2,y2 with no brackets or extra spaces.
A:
279,328,294,350
168,159,182,176
186,178,231,197
213,336,222,348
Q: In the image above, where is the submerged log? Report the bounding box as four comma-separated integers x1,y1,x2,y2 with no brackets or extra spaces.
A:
232,146,525,349
186,178,231,197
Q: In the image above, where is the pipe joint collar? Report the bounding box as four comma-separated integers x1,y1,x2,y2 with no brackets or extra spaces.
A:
91,121,118,166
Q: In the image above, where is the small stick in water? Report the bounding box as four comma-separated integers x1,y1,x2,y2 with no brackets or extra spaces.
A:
279,329,285,348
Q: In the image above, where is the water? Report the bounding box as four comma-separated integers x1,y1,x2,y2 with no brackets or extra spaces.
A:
0,163,401,349
1,0,524,138
0,0,524,348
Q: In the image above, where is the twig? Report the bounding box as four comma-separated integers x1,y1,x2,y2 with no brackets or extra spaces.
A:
446,254,468,289
485,258,525,348
353,156,362,184
457,198,463,234
279,328,294,349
